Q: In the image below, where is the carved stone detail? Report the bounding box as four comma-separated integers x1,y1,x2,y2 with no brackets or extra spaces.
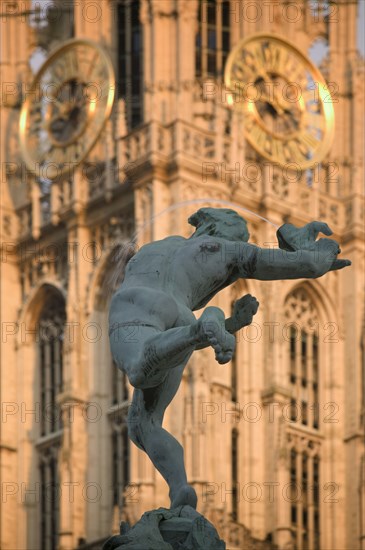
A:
284,287,319,330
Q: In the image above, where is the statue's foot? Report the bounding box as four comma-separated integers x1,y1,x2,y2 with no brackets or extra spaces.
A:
170,484,197,509
198,307,236,364
232,294,259,327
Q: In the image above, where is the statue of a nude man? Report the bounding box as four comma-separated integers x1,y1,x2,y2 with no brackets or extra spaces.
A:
109,208,351,510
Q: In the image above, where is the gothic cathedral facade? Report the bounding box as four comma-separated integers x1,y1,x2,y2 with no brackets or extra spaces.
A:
0,1,364,550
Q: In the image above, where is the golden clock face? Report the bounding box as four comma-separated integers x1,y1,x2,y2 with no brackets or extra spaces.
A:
224,33,335,169
19,38,115,180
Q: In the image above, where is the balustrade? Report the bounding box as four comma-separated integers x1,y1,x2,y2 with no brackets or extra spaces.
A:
15,115,361,242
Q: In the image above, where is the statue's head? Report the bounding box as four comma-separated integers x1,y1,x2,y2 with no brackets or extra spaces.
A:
188,208,250,242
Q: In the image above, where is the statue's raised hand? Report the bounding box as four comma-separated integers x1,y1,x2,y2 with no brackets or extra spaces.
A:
315,237,351,273
277,221,333,251
277,221,351,275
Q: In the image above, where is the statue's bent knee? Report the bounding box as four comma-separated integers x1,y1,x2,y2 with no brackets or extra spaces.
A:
128,369,145,388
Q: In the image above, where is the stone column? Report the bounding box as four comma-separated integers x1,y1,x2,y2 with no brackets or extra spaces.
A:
57,203,92,548
262,391,292,550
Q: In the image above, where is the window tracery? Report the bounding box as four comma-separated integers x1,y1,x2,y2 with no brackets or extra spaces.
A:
285,289,320,430
285,289,322,549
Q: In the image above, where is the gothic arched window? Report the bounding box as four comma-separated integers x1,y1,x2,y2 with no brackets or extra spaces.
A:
39,447,60,550
110,363,130,511
117,0,144,128
231,427,238,521
96,248,132,519
285,289,320,430
111,416,130,510
108,348,130,513
290,446,321,550
112,359,129,406
39,296,65,437
230,301,238,402
37,292,66,550
195,0,231,78
313,455,320,549
285,289,322,549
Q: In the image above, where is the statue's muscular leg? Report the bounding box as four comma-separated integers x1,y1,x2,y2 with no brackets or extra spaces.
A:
128,361,197,509
110,306,235,389
110,306,235,508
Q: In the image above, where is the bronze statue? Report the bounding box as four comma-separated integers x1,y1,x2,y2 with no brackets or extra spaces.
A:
108,208,351,512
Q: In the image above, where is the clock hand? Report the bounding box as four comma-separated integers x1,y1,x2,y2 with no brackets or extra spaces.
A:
258,92,286,117
48,112,67,128
255,76,287,117
273,91,301,117
259,91,300,128
49,97,67,112
256,68,302,117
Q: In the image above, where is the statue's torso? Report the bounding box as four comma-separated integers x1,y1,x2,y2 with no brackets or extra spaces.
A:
109,235,238,330
123,236,236,305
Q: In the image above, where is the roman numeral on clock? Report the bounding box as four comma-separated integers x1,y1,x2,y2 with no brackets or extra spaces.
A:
297,132,320,153
248,123,266,149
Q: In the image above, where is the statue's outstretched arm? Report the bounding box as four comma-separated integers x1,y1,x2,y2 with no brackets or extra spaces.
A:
247,247,328,280
240,221,351,281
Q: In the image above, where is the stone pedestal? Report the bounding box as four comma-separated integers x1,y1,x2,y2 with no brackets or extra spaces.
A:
102,505,226,550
